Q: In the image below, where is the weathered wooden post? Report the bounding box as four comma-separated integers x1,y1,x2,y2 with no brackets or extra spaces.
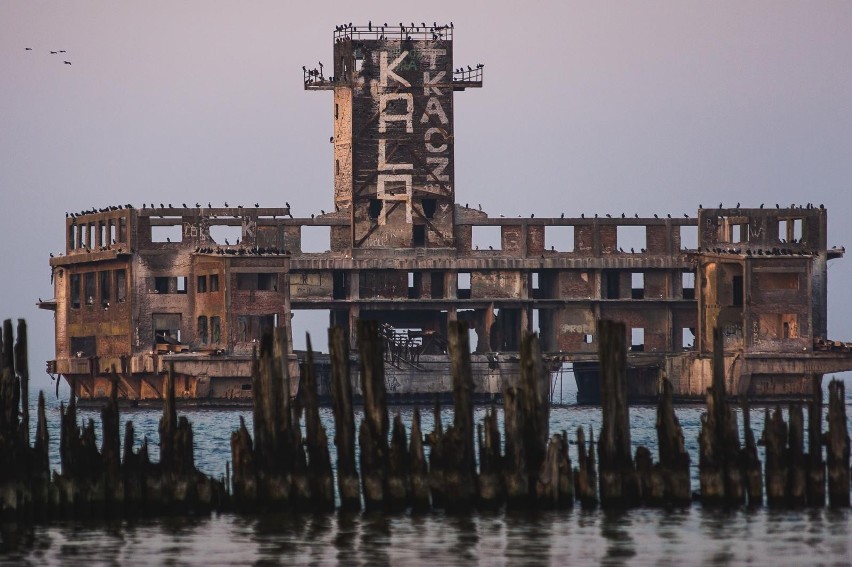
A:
387,413,410,511
536,432,573,508
409,408,430,512
427,400,445,508
740,395,763,506
575,426,598,508
826,379,850,507
303,334,334,511
14,320,28,447
763,406,788,506
329,326,360,511
597,320,638,507
698,327,744,505
656,378,691,505
478,407,504,509
502,386,528,506
357,320,389,511
788,403,806,506
520,331,549,502
443,321,478,511
807,374,826,506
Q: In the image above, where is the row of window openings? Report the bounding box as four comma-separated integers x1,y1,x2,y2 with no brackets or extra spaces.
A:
349,271,696,300
580,328,696,351
470,225,700,253
70,270,127,309
69,219,127,250
196,316,221,345
726,219,804,244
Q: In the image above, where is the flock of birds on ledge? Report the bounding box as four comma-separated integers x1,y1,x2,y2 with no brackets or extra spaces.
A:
334,21,453,41
64,201,827,222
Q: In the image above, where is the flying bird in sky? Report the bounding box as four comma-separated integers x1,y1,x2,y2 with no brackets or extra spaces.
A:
25,47,32,51
64,61,71,65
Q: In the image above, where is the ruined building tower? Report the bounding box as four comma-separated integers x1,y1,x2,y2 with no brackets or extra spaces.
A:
305,24,482,250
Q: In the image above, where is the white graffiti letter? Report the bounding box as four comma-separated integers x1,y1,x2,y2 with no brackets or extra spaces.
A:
380,51,411,88
424,127,448,152
379,93,414,133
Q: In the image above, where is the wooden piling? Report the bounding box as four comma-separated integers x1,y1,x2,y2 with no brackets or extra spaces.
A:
788,403,806,506
763,406,788,506
740,395,763,506
409,408,430,512
807,374,826,506
357,320,389,511
443,321,478,511
329,326,360,511
427,400,446,508
826,379,850,507
303,334,334,511
575,426,598,509
596,320,639,507
656,378,691,505
698,327,744,505
386,413,410,512
477,407,504,509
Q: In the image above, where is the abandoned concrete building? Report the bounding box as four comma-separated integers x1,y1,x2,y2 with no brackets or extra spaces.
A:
42,24,852,403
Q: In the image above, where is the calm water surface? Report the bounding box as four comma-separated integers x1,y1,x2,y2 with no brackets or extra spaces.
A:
1,378,849,565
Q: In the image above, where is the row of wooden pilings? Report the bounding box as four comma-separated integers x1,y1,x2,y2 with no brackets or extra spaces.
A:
0,317,850,520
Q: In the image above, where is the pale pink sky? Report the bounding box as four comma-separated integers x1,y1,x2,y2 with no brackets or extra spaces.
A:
3,1,852,387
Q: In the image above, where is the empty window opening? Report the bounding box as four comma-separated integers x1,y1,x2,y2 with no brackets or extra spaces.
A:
87,224,95,248
290,310,331,351
197,275,207,293
84,273,96,305
209,274,220,292
532,308,541,334
617,225,646,252
109,221,116,246
531,272,540,290
413,224,426,246
151,223,182,243
177,277,188,294
369,199,382,220
100,271,111,308
731,224,746,243
793,219,803,242
115,269,127,303
422,198,437,219
456,311,478,352
732,275,744,307
301,225,331,253
209,224,242,246
70,274,81,309
631,328,645,352
680,225,698,251
241,383,252,391
431,272,445,299
682,328,695,350
546,226,574,252
70,336,96,358
99,222,107,247
197,316,208,345
335,103,339,120
236,314,278,343
336,160,340,176
457,272,471,299
258,273,278,291
603,270,620,299
354,49,364,72
583,334,594,344
154,276,173,294
333,271,348,300
682,271,695,300
211,316,221,343
472,225,501,251
631,272,645,299
153,313,182,345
